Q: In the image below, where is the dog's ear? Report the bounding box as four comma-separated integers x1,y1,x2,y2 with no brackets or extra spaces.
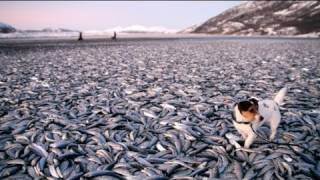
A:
248,98,258,107
237,101,252,113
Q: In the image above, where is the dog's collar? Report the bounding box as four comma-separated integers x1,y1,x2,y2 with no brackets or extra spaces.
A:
233,119,252,125
231,111,252,125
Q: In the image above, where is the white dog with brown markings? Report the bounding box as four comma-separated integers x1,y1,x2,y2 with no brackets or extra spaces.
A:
232,87,287,148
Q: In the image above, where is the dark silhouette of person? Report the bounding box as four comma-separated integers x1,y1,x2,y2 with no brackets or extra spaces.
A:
112,31,117,40
78,32,83,41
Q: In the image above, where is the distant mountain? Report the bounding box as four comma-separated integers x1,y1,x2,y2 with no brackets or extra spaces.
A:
0,26,79,39
103,25,178,34
0,22,16,33
41,28,77,32
23,28,78,33
189,1,320,36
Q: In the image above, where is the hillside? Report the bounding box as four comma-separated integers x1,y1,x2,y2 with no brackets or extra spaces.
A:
0,22,16,33
190,1,320,36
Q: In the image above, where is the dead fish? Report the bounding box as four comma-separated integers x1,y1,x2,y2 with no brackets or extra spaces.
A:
0,166,20,178
233,161,243,180
263,169,274,180
160,103,176,111
11,125,28,135
50,140,75,149
14,135,30,144
243,167,256,180
58,152,81,160
189,166,209,177
1,36,319,180
134,156,154,167
141,109,158,119
156,143,167,151
6,159,25,165
38,157,46,171
164,132,182,154
165,160,194,170
66,172,83,180
49,164,61,178
29,143,48,158
281,161,293,177
145,176,169,180
84,170,125,179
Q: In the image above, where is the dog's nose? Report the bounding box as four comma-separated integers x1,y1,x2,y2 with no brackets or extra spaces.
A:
259,116,264,121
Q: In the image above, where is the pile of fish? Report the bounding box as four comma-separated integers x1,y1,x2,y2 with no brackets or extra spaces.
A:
0,38,319,179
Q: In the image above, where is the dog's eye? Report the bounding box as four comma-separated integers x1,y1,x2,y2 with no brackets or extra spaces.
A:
249,109,255,113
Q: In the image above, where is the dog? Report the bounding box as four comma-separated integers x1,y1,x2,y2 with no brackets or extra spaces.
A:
232,87,287,148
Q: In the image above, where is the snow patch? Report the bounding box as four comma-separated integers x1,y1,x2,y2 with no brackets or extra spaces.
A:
278,27,299,35
222,21,245,33
103,25,178,34
264,27,277,35
290,1,318,10
274,9,291,16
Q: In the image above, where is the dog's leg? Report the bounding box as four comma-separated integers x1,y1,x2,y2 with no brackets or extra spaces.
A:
269,117,280,140
244,132,257,148
240,131,248,139
269,128,277,141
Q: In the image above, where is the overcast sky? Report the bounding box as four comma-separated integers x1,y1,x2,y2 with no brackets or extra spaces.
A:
0,1,243,31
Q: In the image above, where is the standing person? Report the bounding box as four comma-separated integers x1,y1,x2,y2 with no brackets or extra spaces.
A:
78,32,83,41
112,31,117,40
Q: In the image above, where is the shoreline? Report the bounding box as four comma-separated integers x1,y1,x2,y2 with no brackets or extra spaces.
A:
0,33,319,47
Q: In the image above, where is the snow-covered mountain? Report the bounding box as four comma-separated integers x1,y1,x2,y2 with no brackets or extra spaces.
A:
189,1,320,36
0,27,78,39
21,28,77,33
38,28,77,33
0,25,177,39
102,25,178,34
82,25,177,37
0,22,16,33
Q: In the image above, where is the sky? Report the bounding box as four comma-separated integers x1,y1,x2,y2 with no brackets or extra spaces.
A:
0,1,244,31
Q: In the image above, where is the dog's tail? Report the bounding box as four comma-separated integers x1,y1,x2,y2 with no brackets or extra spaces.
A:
274,87,287,105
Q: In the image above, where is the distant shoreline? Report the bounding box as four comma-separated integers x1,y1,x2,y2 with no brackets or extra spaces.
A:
0,33,319,47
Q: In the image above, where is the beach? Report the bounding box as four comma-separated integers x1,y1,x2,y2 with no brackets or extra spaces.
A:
0,37,319,179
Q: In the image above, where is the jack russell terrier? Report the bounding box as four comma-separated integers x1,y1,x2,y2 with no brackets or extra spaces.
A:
232,87,287,148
